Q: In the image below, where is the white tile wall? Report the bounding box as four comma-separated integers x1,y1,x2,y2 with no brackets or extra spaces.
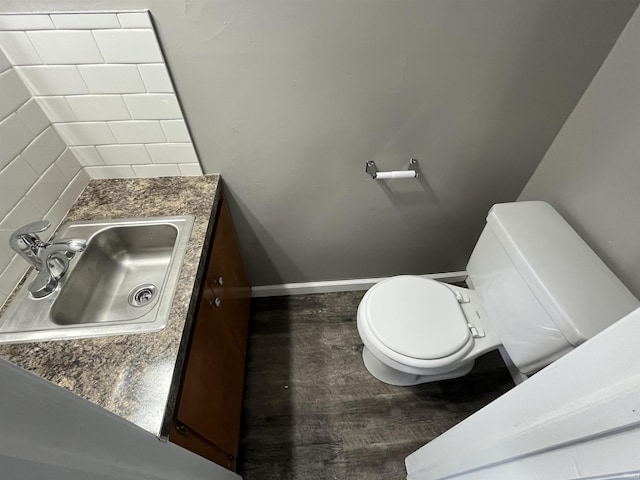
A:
84,165,135,179
160,120,191,142
0,31,42,64
78,64,146,94
178,163,204,176
1,197,42,231
21,127,66,174
0,15,54,31
117,13,152,29
0,62,89,297
27,163,68,213
93,29,163,64
123,94,181,120
66,95,131,121
133,164,181,178
17,66,90,95
0,11,203,181
27,31,104,65
0,156,39,218
108,120,165,144
35,96,78,122
146,143,198,164
96,144,151,165
137,64,172,92
0,47,10,72
68,146,104,166
56,148,83,180
0,68,31,118
0,12,202,291
0,114,33,169
17,98,50,135
51,14,119,30
54,122,116,145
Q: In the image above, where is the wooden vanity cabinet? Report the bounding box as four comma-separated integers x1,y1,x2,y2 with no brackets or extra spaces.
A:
169,195,250,472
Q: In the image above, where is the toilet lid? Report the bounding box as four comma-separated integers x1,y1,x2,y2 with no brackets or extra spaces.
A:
362,276,471,360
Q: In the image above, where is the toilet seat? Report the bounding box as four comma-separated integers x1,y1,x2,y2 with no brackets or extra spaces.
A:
358,276,475,370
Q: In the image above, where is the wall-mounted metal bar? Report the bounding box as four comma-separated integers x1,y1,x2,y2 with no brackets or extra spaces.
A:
366,159,418,180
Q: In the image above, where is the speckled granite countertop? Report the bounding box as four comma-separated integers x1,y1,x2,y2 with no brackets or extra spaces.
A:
0,175,221,437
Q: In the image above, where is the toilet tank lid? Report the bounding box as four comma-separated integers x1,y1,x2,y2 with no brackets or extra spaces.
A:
486,201,639,346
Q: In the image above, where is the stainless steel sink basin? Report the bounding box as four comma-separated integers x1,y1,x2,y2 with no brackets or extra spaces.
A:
0,215,194,344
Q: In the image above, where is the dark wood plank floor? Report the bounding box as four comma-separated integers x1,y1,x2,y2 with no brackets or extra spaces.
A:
238,292,514,480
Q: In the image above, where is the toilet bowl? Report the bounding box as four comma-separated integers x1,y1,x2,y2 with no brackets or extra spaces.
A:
356,201,640,386
357,276,499,386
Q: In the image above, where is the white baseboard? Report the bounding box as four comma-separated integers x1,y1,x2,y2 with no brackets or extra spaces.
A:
251,271,468,298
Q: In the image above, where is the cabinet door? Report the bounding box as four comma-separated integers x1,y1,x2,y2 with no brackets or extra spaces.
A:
205,197,251,356
175,283,245,460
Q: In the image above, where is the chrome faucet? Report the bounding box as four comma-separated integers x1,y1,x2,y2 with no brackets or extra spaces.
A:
10,221,86,298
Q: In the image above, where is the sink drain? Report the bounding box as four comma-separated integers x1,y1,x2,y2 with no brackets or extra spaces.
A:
129,284,157,307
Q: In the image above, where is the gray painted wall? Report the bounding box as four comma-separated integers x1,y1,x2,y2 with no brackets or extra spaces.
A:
0,358,240,480
2,1,638,285
520,7,640,299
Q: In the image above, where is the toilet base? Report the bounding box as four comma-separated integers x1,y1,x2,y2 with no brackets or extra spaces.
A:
362,346,475,386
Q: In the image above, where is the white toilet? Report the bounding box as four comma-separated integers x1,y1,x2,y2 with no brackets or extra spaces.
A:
357,201,640,386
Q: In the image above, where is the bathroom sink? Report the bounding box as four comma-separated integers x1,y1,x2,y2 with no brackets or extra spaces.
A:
0,215,194,344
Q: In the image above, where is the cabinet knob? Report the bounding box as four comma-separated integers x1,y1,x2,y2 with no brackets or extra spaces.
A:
176,424,188,435
210,297,222,308
216,276,224,286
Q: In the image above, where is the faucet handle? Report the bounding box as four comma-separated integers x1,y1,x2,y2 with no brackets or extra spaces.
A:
12,220,51,237
10,220,51,255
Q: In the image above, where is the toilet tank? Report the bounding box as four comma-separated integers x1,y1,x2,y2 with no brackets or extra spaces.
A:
466,201,639,375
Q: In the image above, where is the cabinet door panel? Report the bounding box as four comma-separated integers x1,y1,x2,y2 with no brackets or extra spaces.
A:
176,283,245,458
206,198,250,355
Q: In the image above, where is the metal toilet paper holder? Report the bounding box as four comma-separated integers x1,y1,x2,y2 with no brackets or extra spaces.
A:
366,159,418,180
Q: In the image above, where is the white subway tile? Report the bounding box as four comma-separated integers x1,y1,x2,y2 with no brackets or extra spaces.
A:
0,69,31,119
78,64,145,94
54,122,116,145
108,120,165,144
146,143,198,164
133,164,181,178
0,230,13,274
178,163,203,176
26,164,68,214
160,120,190,142
0,255,29,297
50,13,120,30
35,96,78,122
21,127,66,175
16,99,50,136
65,95,131,121
0,155,39,219
0,14,54,31
0,31,42,65
96,144,151,165
93,29,162,63
137,64,172,92
85,165,135,179
117,12,152,28
123,94,181,120
1,197,42,230
44,169,90,233
0,114,33,171
27,31,104,65
68,146,104,166
0,49,10,73
55,148,82,181
17,66,89,96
